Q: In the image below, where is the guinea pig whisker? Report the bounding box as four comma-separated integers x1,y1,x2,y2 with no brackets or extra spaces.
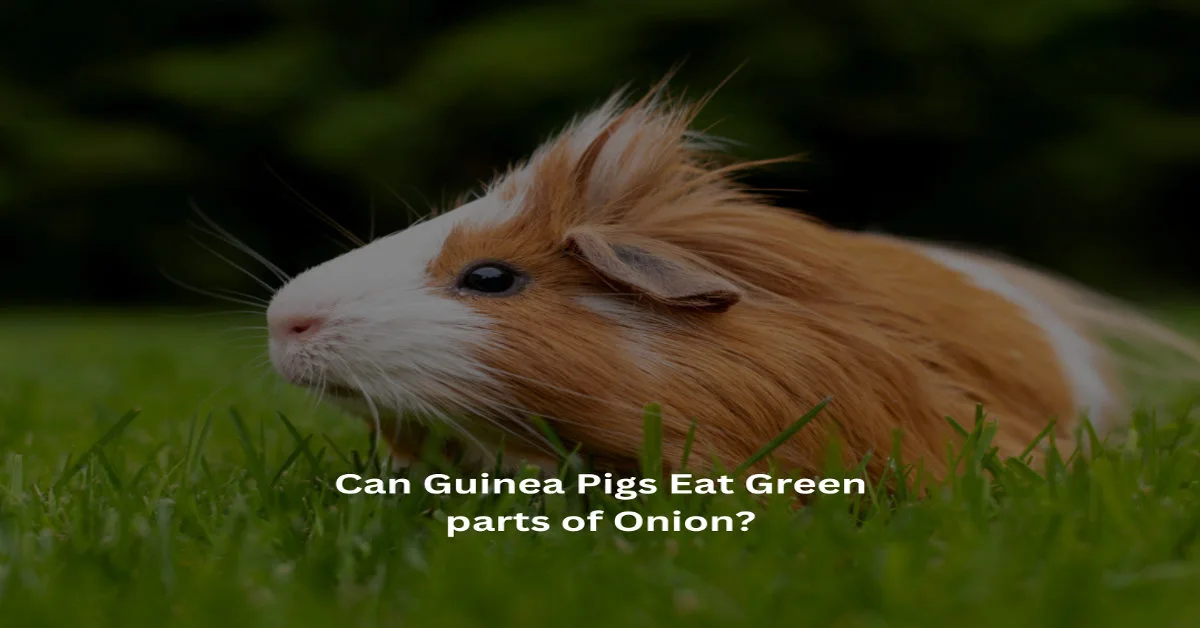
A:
472,366,747,442
441,394,559,459
506,419,560,457
360,367,555,462
476,398,599,431
250,359,277,384
311,371,329,411
346,372,388,460
159,309,267,320
222,293,269,307
216,329,269,341
302,351,562,463
433,409,492,462
161,270,271,310
402,397,443,440
500,412,596,453
367,194,377,242
213,327,267,339
265,164,367,249
250,359,274,377
188,350,275,416
188,199,291,284
473,363,646,417
376,179,433,228
226,342,274,352
187,234,279,296
339,352,406,399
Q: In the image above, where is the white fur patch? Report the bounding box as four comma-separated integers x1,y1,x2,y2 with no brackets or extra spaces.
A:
919,246,1112,429
267,196,517,409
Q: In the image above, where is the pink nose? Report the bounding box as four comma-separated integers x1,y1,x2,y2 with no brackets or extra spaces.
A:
270,315,323,340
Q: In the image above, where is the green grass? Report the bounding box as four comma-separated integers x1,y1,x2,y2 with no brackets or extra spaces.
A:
3,310,1200,627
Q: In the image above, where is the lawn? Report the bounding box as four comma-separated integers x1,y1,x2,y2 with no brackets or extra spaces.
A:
3,309,1200,627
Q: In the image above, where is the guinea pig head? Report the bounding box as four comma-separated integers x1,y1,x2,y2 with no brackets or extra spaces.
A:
266,92,769,471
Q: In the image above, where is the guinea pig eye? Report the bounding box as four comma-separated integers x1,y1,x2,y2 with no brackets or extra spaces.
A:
457,261,528,297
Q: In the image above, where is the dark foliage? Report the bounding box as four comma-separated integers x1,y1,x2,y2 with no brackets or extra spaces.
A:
1,0,1196,304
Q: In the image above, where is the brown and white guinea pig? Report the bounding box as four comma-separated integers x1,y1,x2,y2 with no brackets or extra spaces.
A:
264,85,1200,480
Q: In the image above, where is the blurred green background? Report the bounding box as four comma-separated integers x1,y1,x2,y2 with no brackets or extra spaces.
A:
1,0,1197,306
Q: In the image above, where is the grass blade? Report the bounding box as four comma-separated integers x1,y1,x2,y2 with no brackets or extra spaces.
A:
733,396,831,476
53,408,140,491
229,408,270,496
271,436,313,487
641,403,663,479
277,412,322,471
680,420,698,471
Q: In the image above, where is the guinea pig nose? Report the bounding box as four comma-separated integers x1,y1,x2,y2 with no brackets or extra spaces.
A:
270,314,324,340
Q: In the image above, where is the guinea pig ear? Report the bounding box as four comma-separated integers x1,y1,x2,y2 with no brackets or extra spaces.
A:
566,227,742,312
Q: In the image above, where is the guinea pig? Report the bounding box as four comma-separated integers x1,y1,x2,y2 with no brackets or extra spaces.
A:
265,85,1200,480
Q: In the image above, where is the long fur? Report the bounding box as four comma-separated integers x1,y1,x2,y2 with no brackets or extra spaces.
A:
270,84,1200,482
